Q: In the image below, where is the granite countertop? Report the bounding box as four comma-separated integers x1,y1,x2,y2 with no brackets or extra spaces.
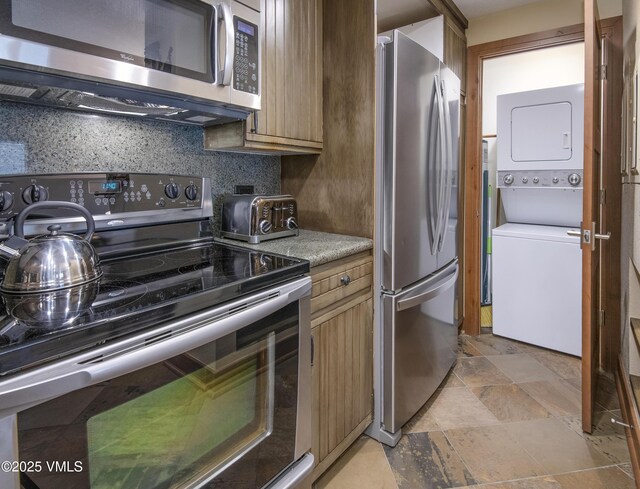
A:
216,229,373,267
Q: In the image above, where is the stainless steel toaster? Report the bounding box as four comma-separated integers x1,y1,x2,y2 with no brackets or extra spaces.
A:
220,194,299,243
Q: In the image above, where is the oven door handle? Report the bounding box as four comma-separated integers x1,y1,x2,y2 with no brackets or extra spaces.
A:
0,277,311,416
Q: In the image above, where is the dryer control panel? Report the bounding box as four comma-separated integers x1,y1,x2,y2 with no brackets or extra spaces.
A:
497,170,583,189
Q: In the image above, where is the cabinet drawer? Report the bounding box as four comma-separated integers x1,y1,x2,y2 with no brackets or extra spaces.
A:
310,252,372,316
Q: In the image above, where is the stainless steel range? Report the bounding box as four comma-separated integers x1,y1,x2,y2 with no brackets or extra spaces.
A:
0,173,313,489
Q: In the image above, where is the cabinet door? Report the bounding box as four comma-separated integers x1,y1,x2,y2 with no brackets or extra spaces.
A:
311,296,373,468
443,20,466,93
247,0,323,145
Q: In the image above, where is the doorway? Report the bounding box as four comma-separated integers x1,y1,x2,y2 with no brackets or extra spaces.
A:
463,17,623,421
479,43,585,332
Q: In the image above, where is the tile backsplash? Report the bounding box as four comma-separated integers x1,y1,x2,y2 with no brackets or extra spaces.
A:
0,102,280,228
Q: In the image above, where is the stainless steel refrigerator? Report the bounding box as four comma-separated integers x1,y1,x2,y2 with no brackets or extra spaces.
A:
368,29,460,446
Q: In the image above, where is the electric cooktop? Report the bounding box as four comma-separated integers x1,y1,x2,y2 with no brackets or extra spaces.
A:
0,241,309,377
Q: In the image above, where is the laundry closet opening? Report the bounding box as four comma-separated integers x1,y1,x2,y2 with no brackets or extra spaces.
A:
479,42,585,358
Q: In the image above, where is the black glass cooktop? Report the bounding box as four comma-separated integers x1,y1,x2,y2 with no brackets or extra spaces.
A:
0,241,309,377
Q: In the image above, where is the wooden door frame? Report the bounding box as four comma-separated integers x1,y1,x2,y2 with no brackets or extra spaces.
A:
463,18,623,373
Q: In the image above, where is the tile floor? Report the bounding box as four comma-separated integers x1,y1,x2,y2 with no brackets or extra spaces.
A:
314,334,634,489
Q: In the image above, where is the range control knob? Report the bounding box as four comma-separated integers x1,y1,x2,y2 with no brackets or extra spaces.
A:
503,174,514,186
568,173,581,186
0,191,13,211
185,184,198,201
552,177,560,184
164,182,180,199
259,219,273,234
285,217,298,230
533,177,540,184
22,184,49,204
522,177,529,184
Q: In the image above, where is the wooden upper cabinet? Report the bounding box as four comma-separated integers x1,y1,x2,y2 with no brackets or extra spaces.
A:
205,0,323,154
443,19,466,93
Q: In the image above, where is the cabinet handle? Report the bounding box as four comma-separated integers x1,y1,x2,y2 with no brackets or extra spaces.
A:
310,334,315,367
252,111,258,133
340,275,351,286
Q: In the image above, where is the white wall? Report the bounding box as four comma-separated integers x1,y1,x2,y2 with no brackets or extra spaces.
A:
482,43,585,227
467,0,622,46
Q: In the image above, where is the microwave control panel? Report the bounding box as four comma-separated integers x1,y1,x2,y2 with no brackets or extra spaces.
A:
233,17,259,94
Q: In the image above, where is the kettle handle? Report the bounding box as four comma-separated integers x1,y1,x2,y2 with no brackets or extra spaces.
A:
14,201,96,241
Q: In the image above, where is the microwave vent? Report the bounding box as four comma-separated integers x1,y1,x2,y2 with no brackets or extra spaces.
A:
56,91,188,117
0,84,37,98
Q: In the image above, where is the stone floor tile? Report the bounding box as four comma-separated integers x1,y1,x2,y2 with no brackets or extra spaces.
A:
563,377,582,392
315,436,398,489
518,379,582,417
454,357,513,387
384,432,476,489
559,410,631,464
444,424,546,484
458,336,484,358
451,475,562,488
487,354,559,383
504,418,613,473
472,384,551,422
466,334,522,356
553,466,635,489
411,387,500,431
617,462,635,479
528,349,581,379
440,370,466,389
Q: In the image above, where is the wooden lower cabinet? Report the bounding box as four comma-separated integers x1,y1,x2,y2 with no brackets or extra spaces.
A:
308,252,373,480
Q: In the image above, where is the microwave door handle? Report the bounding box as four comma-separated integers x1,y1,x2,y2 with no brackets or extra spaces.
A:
0,278,311,417
211,4,220,84
218,2,235,86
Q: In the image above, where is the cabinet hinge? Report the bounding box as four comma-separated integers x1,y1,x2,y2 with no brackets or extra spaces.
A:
598,309,605,328
600,65,607,80
600,189,606,205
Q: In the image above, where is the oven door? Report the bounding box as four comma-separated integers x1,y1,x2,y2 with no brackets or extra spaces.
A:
0,277,311,489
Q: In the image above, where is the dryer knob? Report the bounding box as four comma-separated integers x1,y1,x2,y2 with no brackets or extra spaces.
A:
552,177,560,184
533,177,539,184
568,173,581,186
522,177,529,184
503,174,514,186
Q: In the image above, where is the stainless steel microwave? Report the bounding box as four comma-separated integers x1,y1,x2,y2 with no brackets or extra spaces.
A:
0,0,260,125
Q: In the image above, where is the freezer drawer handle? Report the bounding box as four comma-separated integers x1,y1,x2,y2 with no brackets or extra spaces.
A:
396,268,458,312
340,275,351,286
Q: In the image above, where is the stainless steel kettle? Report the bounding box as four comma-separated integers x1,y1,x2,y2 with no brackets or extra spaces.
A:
0,202,102,293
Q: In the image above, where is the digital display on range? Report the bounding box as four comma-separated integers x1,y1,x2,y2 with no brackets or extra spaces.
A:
89,180,122,195
237,20,255,36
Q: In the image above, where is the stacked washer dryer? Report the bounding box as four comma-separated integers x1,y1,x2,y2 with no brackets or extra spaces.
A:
492,84,584,356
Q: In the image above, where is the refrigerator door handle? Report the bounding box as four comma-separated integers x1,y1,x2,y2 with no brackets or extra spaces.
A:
396,266,458,312
438,78,454,252
427,77,441,255
434,75,448,254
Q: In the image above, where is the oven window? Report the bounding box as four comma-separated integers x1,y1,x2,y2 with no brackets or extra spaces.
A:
17,302,300,489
